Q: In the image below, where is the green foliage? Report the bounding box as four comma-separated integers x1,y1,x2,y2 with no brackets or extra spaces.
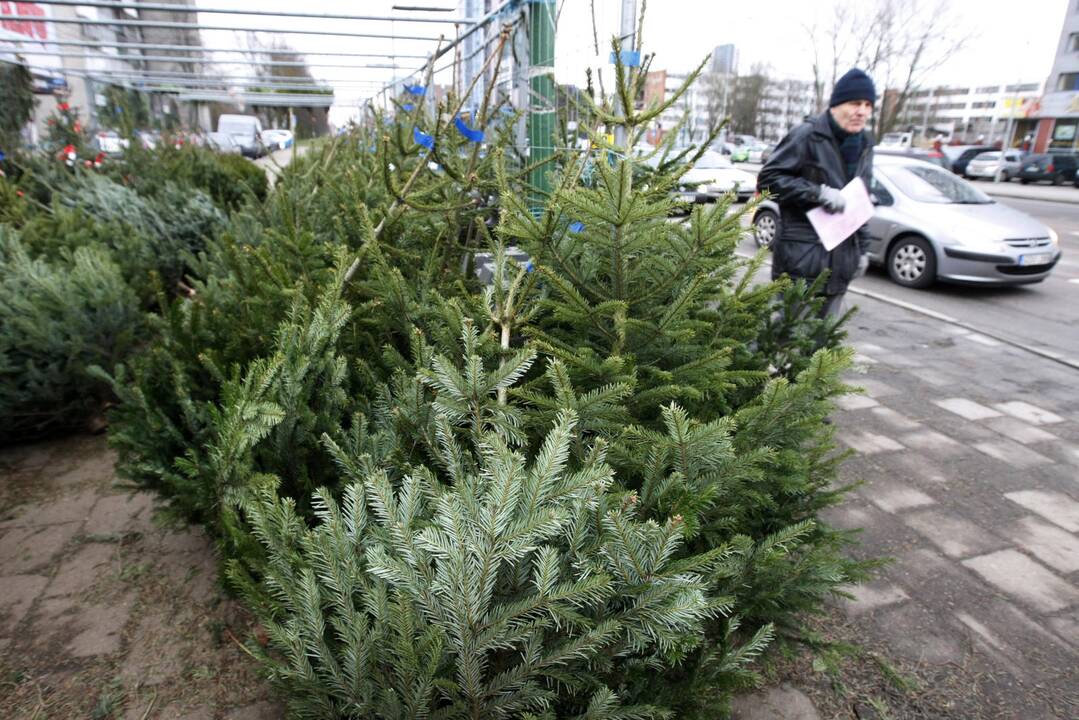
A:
77,44,870,719
0,62,35,152
0,227,142,442
110,144,269,212
236,398,713,718
101,85,151,138
43,101,89,157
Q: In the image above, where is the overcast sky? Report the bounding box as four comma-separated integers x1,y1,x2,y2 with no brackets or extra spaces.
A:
102,0,1075,123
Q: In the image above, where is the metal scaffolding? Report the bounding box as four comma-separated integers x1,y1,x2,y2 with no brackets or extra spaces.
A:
7,50,411,71
0,14,444,41
0,0,539,123
25,1,478,24
3,39,429,60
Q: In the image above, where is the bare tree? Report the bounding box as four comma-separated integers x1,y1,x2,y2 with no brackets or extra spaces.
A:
234,33,329,137
802,0,971,135
729,63,770,137
699,69,730,135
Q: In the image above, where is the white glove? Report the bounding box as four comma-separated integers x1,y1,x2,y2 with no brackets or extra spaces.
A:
817,184,846,214
856,254,869,278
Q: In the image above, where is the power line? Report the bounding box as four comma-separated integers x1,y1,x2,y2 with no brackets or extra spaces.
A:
0,13,444,41
25,1,478,24
5,49,411,70
0,38,430,59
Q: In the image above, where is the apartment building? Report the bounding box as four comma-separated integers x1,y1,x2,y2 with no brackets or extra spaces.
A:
1031,0,1079,152
884,82,1043,147
1,0,205,141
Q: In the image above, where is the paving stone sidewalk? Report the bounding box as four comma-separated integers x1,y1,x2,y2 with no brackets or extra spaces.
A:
0,436,280,719
818,294,1079,719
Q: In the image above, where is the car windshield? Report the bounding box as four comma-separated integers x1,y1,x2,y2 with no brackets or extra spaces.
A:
220,121,254,135
975,152,1000,161
694,150,731,169
880,163,993,204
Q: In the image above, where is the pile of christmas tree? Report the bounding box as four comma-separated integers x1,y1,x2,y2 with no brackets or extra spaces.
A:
1,48,869,717
0,97,267,442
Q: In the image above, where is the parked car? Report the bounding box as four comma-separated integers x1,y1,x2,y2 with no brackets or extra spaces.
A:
93,129,128,156
216,113,265,158
206,132,242,155
675,150,756,203
946,145,993,176
1017,153,1078,185
878,131,913,149
1075,167,1079,188
964,149,1025,181
746,144,773,163
262,128,294,151
875,146,948,169
134,129,160,150
730,146,750,163
752,154,1060,288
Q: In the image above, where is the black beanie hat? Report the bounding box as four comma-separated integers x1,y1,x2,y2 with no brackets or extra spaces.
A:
830,68,876,107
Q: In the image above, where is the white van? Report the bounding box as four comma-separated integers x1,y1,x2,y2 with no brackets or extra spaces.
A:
216,114,264,158
879,131,913,150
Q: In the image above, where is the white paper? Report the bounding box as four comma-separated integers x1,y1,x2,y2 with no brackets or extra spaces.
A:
806,177,874,251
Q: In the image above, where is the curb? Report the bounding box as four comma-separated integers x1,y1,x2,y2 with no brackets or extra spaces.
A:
980,186,1078,205
735,250,1079,373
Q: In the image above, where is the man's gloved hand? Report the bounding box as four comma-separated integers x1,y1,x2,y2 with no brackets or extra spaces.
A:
817,184,846,214
856,253,869,278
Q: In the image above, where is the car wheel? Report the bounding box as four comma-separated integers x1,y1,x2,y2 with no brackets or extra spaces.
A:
1020,178,1030,185
1052,172,1064,186
887,236,936,289
753,209,779,249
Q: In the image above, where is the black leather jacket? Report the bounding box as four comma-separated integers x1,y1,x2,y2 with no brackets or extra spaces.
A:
756,111,873,296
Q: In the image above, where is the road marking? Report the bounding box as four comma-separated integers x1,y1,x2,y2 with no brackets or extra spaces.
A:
1070,231,1079,237
735,249,1079,372
1069,278,1079,285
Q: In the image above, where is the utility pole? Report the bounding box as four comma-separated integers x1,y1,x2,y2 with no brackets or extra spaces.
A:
613,0,637,148
527,0,555,214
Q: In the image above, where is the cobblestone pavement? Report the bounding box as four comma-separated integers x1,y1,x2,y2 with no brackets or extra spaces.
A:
0,436,280,720
816,293,1079,719
728,278,1079,718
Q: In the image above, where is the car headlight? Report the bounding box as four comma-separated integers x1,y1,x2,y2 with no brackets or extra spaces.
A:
1048,228,1059,247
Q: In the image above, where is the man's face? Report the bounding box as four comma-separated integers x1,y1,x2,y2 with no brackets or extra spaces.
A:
830,99,873,133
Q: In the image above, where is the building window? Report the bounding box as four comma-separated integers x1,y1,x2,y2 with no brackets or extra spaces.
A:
976,85,1000,93
971,101,996,109
1058,73,1079,91
1004,83,1040,92
1051,120,1078,149
1071,33,1079,51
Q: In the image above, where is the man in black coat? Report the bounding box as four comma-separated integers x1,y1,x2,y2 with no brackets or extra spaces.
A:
757,68,876,316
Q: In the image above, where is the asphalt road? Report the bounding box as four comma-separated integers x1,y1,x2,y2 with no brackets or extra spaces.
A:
736,194,1079,364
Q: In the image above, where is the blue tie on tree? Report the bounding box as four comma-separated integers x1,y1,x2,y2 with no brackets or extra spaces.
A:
413,127,434,150
454,116,484,143
404,84,426,96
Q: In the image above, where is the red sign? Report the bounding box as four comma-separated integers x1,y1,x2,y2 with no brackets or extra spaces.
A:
0,2,49,41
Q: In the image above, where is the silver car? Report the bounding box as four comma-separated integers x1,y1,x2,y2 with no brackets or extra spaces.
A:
752,154,1061,288
964,149,1025,181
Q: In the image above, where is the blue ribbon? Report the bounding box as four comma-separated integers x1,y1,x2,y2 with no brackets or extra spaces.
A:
401,103,415,111
454,116,484,143
609,50,641,67
0,150,5,163
413,126,434,150
404,84,426,96
568,221,585,233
